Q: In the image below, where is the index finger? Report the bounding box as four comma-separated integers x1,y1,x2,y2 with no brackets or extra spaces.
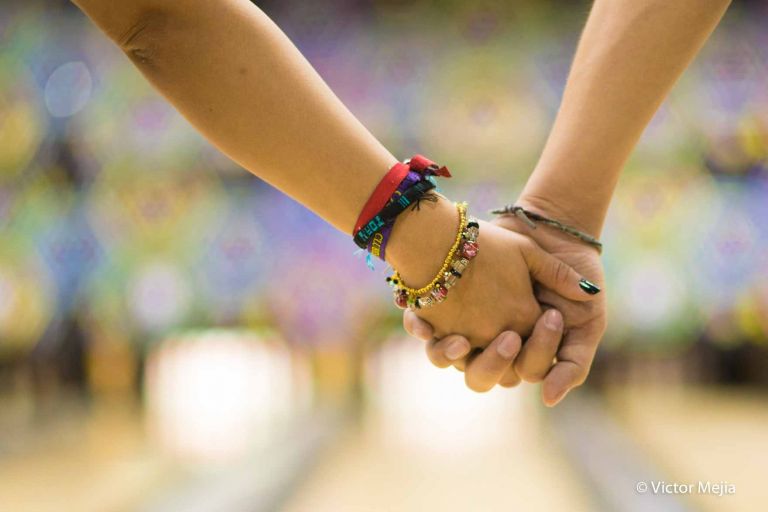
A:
514,309,564,383
541,325,600,406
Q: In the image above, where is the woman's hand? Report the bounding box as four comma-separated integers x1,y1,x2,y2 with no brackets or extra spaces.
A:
403,210,607,405
389,197,598,355
404,307,568,393
407,220,597,347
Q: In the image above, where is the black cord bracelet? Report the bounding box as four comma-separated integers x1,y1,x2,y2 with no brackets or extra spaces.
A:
491,204,603,253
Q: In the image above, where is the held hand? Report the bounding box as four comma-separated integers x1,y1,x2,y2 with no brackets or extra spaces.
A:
404,307,567,393
404,212,607,405
496,211,607,405
398,217,598,350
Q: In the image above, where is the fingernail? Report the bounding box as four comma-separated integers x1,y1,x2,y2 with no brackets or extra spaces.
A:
578,278,601,295
496,332,518,359
546,389,569,407
446,339,470,361
545,309,563,330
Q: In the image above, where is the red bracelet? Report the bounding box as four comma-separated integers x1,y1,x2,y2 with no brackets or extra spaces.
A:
353,161,410,235
353,155,451,236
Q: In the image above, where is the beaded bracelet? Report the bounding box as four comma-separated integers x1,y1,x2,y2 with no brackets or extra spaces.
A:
387,202,480,310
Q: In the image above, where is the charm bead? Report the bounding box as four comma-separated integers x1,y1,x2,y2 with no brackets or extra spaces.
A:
431,283,448,301
394,291,408,309
452,258,469,273
461,241,478,259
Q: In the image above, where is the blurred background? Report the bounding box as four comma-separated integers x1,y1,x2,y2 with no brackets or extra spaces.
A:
0,1,766,511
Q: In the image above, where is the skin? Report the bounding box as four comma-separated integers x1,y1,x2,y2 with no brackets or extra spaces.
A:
406,219,605,402
70,1,598,358
408,0,732,404
398,215,597,348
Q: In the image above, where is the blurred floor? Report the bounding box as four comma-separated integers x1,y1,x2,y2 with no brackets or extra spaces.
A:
0,401,175,512
282,408,594,512
283,338,596,512
1,342,767,512
604,385,768,512
284,341,768,512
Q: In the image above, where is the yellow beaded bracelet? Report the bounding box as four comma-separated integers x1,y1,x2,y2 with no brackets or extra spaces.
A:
387,202,468,301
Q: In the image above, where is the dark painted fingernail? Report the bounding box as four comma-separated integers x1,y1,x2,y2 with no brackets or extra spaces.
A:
579,278,601,295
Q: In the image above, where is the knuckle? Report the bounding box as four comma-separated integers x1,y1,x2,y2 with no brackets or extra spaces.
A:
514,362,545,383
499,367,521,387
500,376,521,388
426,345,452,369
522,372,545,384
430,357,453,369
554,261,571,286
452,361,466,373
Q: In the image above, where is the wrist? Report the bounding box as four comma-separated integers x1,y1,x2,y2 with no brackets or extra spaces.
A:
516,190,606,239
385,195,459,287
496,196,603,255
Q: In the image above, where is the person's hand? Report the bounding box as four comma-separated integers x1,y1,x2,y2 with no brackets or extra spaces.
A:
392,206,599,349
404,210,607,406
404,306,568,393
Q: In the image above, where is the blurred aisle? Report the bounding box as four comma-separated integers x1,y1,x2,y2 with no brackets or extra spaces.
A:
1,342,766,512
283,339,595,512
604,385,768,512
0,402,174,512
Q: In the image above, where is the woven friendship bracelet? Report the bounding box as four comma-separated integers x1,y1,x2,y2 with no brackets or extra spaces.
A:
491,204,603,253
366,170,430,260
353,155,451,264
353,180,436,249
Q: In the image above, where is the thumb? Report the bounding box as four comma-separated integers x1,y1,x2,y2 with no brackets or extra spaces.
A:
519,239,601,301
402,309,435,342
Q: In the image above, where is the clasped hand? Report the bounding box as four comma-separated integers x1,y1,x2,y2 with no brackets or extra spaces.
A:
396,203,607,406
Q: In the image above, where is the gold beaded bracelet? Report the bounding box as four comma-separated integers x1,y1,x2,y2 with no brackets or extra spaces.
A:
387,202,480,309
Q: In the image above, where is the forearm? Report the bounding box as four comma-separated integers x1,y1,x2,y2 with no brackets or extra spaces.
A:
73,0,460,285
520,0,730,235
73,0,395,233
